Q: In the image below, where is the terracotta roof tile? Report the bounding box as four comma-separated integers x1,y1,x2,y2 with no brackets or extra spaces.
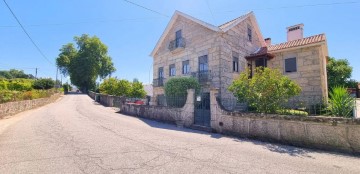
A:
245,47,274,59
268,34,326,52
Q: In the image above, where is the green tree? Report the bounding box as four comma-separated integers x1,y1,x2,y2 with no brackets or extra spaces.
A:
33,78,55,90
56,34,116,92
99,78,131,97
130,81,146,98
0,69,34,79
327,57,357,89
228,67,301,114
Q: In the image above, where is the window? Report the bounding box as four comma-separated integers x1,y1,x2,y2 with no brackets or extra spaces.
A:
175,30,182,48
255,58,267,68
285,57,297,72
199,55,208,72
169,64,176,76
233,57,239,72
182,60,190,74
247,26,252,42
158,67,164,78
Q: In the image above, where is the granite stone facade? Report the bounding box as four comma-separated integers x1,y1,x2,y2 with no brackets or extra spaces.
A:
151,11,328,106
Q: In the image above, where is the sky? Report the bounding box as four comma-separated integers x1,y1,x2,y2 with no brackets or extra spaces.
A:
1,0,359,84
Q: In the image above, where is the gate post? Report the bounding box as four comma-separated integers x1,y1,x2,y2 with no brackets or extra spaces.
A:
210,88,220,131
181,89,195,127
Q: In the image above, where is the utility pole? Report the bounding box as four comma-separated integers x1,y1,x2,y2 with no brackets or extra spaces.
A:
35,68,38,79
55,67,58,89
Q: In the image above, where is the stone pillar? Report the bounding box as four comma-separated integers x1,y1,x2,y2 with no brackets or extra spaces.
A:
356,99,360,119
210,88,220,131
182,89,195,127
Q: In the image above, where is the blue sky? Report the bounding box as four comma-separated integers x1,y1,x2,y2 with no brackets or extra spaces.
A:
1,0,359,84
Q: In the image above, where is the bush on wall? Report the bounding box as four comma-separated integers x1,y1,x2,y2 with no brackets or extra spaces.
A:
164,77,200,107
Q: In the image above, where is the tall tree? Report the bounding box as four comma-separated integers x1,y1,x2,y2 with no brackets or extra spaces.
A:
327,57,356,90
56,34,116,92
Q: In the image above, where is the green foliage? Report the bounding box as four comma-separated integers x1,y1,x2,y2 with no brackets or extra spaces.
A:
33,78,55,90
99,78,131,97
228,67,301,114
164,77,200,108
0,79,8,90
0,89,56,104
99,78,147,98
164,77,200,96
0,69,34,79
327,57,356,90
62,83,71,93
56,34,116,92
130,81,147,98
6,79,33,91
328,86,355,118
276,109,308,116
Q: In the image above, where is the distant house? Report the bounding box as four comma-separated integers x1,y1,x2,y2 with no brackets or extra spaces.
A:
150,11,328,106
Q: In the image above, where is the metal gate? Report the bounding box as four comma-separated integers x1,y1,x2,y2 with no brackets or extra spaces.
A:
194,92,211,127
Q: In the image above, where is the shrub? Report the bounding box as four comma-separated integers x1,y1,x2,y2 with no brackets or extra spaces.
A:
0,89,55,104
129,81,146,98
164,77,200,107
328,86,355,118
33,78,55,90
6,78,33,91
228,67,301,114
276,109,308,116
0,79,8,90
99,78,132,96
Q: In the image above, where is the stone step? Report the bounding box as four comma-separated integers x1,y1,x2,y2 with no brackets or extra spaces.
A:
190,124,212,132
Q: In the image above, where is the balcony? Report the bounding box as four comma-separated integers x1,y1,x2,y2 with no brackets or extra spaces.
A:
192,70,211,83
153,78,165,87
168,37,186,52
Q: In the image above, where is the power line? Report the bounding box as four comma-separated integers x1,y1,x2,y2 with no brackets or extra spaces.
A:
205,0,215,23
122,0,169,17
0,17,163,28
3,0,54,65
218,1,360,13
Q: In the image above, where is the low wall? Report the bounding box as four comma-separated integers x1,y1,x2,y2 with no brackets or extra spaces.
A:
88,91,125,107
0,93,62,119
210,89,360,155
120,90,194,127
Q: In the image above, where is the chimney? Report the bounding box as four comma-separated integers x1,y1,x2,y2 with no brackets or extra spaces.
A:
264,38,271,46
287,24,304,42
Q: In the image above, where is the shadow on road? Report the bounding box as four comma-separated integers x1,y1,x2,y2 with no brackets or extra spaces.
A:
119,114,316,158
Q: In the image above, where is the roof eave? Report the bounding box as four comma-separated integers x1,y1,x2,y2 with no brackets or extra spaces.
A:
150,10,220,57
268,41,326,54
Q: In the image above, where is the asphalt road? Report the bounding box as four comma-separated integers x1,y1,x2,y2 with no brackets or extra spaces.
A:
0,94,359,174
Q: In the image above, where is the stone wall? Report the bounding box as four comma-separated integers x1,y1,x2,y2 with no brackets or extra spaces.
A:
0,93,62,119
88,91,125,107
152,15,263,104
121,89,195,127
210,89,360,154
268,45,328,103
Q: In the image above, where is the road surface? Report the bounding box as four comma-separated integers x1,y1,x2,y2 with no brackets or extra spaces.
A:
0,93,359,173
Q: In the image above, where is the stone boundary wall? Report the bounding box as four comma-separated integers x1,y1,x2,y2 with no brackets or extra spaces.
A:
209,89,360,155
88,91,125,107
89,90,195,127
0,93,62,119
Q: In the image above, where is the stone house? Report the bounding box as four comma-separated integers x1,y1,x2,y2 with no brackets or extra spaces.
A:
150,10,328,106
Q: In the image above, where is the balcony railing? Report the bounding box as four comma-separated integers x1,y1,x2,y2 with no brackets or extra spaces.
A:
192,70,211,83
168,37,186,51
153,78,165,87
